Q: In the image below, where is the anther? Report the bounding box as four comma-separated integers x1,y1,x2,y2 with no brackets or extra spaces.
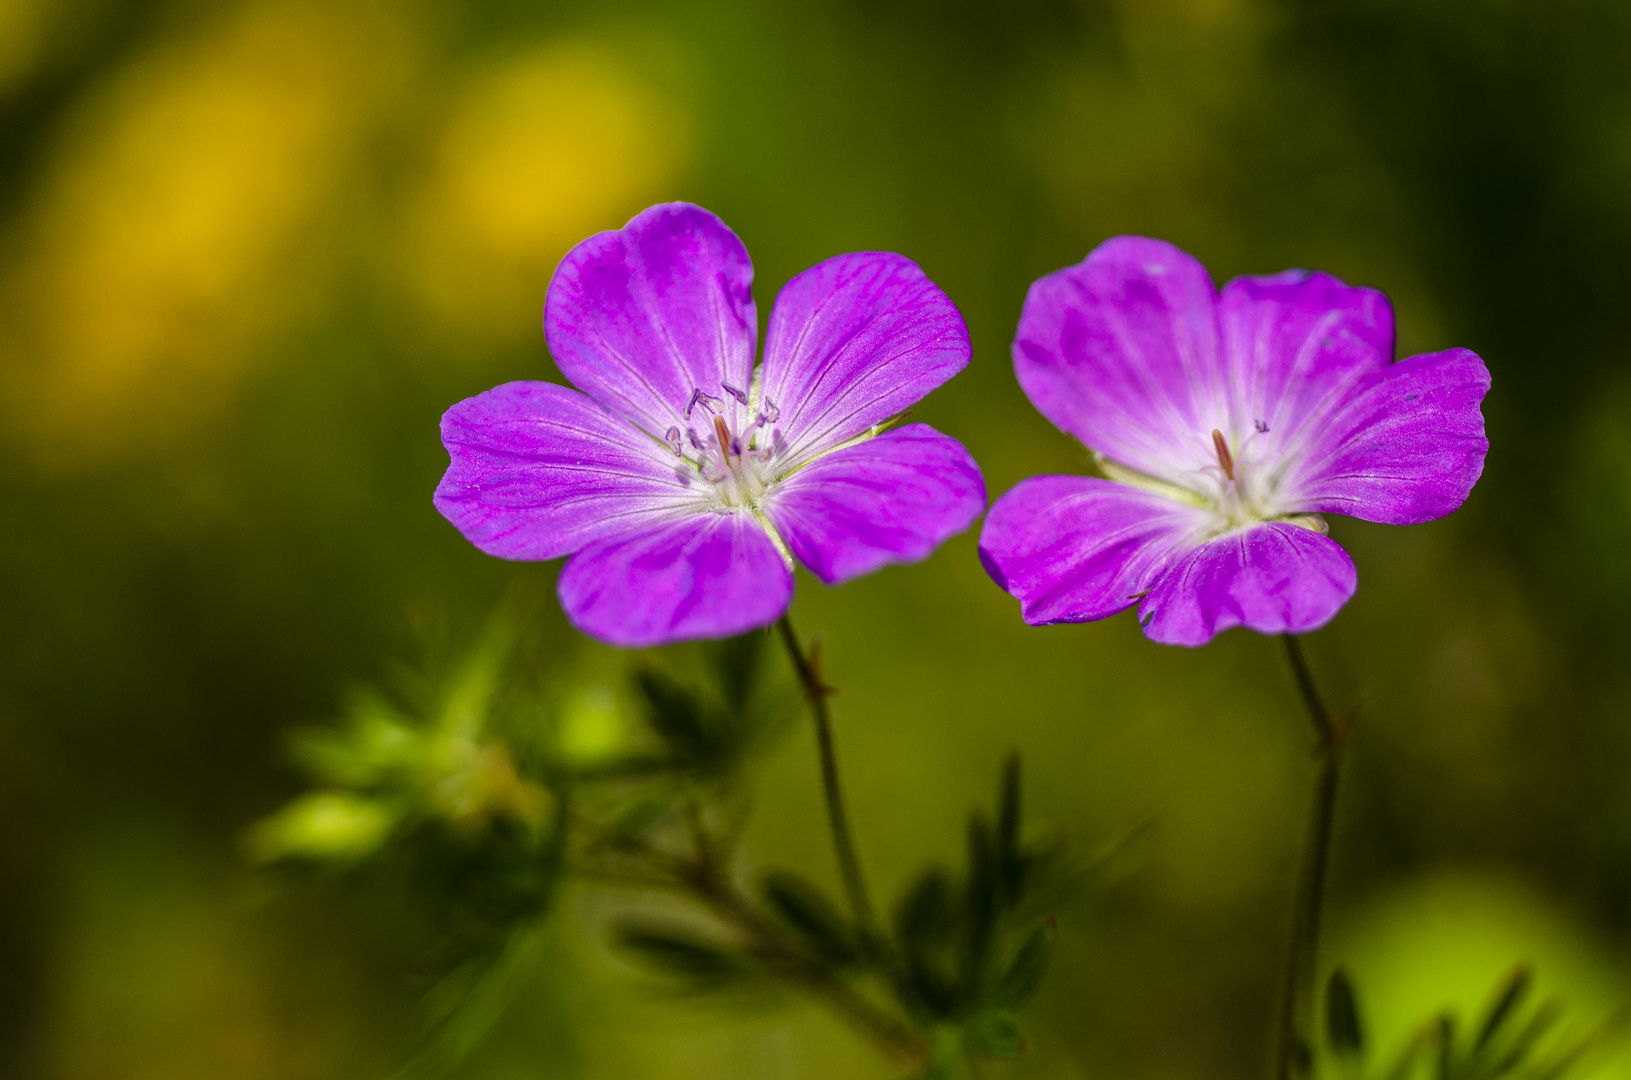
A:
761,399,780,424
686,388,724,418
1254,419,1270,434
687,428,706,452
1211,429,1235,481
664,426,682,455
721,382,749,406
713,414,734,461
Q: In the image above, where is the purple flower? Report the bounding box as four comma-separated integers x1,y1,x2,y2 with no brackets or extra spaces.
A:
434,203,985,646
979,237,1490,646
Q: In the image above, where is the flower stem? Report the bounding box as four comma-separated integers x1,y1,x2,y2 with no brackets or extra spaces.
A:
775,615,880,942
1275,634,1347,1080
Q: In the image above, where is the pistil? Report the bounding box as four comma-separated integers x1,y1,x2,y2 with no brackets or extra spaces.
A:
683,383,785,510
1211,429,1235,482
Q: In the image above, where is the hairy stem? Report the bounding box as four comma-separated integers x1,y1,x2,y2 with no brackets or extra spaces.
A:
1275,634,1346,1080
776,615,880,940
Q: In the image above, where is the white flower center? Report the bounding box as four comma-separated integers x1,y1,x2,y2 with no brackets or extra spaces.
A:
1098,426,1327,537
664,381,786,512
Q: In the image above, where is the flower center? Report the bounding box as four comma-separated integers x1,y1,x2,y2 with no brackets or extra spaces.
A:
1099,426,1326,537
663,382,785,510
1206,427,1274,528
1201,427,1326,536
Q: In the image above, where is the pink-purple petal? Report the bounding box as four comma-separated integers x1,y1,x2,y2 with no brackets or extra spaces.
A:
1013,236,1228,484
759,252,969,468
1279,348,1490,525
434,381,699,560
978,475,1211,626
544,203,757,435
1137,523,1357,646
765,424,986,586
1216,269,1394,453
557,514,793,647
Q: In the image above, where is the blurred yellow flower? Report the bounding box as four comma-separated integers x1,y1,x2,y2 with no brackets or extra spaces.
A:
401,41,690,343
0,1,409,467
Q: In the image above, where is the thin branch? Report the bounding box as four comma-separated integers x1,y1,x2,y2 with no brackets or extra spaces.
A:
680,855,930,1072
598,829,929,1071
776,615,880,941
1275,634,1349,1080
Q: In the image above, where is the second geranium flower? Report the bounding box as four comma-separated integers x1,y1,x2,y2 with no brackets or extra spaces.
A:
980,237,1490,646
435,203,985,646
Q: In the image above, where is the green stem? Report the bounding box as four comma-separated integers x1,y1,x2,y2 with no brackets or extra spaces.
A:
681,855,930,1071
776,615,880,941
1275,634,1346,1080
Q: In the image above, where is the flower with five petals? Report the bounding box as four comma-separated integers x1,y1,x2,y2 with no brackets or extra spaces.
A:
979,237,1490,645
435,203,985,646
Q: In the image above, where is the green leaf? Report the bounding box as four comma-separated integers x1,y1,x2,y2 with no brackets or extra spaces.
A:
1487,1000,1561,1076
612,922,752,988
712,631,764,714
1380,1025,1436,1080
896,868,958,946
1325,968,1365,1058
989,918,1055,1009
601,793,675,844
995,753,1029,906
1475,966,1533,1051
762,870,859,966
1436,1016,1456,1080
903,955,962,1021
963,1010,1024,1058
634,670,719,763
963,813,998,982
245,790,399,863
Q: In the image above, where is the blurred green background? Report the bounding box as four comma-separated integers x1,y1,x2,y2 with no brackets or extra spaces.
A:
4,0,1631,1076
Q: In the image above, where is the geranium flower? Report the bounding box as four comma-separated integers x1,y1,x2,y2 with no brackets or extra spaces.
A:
979,237,1490,646
435,203,985,646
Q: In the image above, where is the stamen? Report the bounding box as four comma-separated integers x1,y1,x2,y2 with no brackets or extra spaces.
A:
713,414,733,461
686,388,725,418
721,382,749,406
687,428,706,452
1254,419,1270,434
1211,429,1235,482
761,399,780,424
664,426,682,455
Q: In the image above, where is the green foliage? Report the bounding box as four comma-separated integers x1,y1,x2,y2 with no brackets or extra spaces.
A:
1312,967,1623,1080
1327,968,1365,1061
612,922,760,990
246,609,1105,1078
884,755,1064,1067
762,870,862,967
